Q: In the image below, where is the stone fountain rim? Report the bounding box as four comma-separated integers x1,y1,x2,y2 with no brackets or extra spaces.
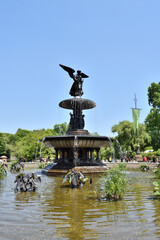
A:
44,135,114,141
43,135,114,149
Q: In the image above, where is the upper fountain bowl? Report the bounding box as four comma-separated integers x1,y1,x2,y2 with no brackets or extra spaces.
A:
59,97,96,110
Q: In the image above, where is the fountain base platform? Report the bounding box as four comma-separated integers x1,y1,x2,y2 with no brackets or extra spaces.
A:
42,162,109,175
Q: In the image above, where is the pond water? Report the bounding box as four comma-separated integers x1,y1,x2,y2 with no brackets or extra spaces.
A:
0,169,160,240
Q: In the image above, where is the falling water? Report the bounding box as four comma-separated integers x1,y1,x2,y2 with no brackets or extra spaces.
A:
73,135,78,165
108,137,116,161
116,139,123,158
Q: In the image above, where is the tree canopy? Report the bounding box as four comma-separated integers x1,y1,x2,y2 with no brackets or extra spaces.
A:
0,122,69,161
145,82,160,150
111,120,151,152
148,82,160,108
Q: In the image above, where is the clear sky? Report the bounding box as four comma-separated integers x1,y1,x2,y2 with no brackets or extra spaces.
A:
0,0,160,137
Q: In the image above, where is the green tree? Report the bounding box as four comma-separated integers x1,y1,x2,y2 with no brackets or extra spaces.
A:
99,147,113,160
112,120,151,153
10,123,69,161
148,82,160,108
13,129,54,161
145,108,160,150
145,82,160,150
15,129,30,139
0,133,6,156
53,122,69,135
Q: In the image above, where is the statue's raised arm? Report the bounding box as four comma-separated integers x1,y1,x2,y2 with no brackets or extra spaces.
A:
59,64,89,97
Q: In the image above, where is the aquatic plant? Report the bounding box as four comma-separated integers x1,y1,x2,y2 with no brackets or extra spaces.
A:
0,163,7,180
10,161,24,172
154,168,160,179
118,162,127,171
14,172,41,192
139,163,149,172
99,167,128,200
62,170,89,188
153,181,160,196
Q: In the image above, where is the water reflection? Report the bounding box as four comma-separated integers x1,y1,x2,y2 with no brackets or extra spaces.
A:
0,170,160,239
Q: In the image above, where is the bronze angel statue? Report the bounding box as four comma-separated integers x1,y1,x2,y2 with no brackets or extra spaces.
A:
59,64,89,97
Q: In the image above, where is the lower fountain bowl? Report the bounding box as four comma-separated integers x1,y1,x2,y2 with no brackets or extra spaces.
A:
42,135,113,175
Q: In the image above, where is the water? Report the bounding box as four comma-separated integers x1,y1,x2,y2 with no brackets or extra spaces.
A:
108,137,116,160
73,136,78,165
116,139,123,158
0,170,160,240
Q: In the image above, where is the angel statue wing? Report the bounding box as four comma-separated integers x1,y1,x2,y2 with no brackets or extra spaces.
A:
59,64,75,79
80,73,89,78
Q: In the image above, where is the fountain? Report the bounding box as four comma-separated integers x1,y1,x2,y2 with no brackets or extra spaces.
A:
42,64,113,175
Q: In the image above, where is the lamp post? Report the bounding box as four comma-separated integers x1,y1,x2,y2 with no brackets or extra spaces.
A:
132,94,141,155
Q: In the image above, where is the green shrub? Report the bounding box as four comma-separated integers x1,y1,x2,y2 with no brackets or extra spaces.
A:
154,168,160,179
156,149,160,156
118,163,126,171
62,170,88,188
153,181,160,196
139,163,149,172
141,152,155,161
144,146,153,151
39,162,51,169
0,164,7,180
98,167,128,200
131,152,136,158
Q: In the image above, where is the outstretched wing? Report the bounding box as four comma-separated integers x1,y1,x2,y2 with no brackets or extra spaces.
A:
59,64,75,78
81,72,89,78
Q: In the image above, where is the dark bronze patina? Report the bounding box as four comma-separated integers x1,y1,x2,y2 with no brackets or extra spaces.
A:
59,64,95,133
59,64,88,97
42,64,113,174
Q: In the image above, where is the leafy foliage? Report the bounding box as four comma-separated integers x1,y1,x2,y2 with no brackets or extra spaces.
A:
112,121,151,153
118,163,127,171
139,163,149,172
153,181,160,196
148,82,160,108
39,162,51,169
0,122,69,161
99,167,128,200
99,147,113,160
62,170,89,188
154,167,160,179
145,108,160,150
53,123,69,136
0,164,7,180
0,133,11,157
145,82,160,150
141,151,155,160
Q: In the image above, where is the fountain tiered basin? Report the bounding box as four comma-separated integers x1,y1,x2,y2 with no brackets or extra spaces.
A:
42,134,112,175
42,67,113,175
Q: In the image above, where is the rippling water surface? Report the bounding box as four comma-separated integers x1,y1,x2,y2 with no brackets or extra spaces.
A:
0,169,160,240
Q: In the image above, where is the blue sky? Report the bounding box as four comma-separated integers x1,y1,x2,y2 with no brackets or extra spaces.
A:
0,0,160,137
